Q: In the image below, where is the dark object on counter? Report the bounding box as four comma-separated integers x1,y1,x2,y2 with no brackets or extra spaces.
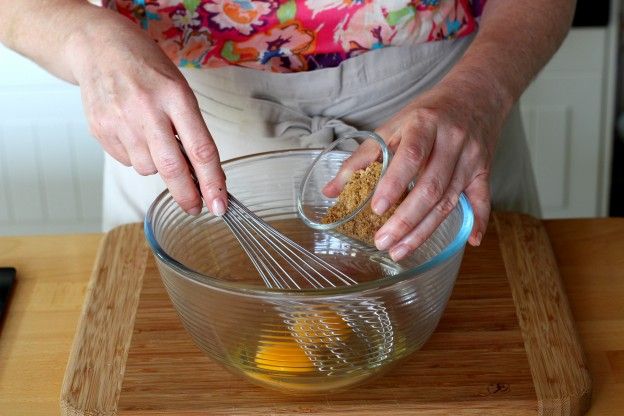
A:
0,267,16,332
609,134,624,216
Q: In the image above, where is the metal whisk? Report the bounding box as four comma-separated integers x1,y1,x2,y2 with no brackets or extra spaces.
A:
222,193,357,290
176,139,359,290
177,140,393,373
220,192,395,374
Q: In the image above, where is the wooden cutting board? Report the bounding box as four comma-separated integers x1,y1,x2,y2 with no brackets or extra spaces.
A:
60,213,591,416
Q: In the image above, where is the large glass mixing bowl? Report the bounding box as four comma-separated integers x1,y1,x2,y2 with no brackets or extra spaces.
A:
144,149,473,394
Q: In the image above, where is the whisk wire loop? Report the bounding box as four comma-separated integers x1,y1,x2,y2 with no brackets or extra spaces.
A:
223,201,302,289
221,208,289,288
222,193,357,290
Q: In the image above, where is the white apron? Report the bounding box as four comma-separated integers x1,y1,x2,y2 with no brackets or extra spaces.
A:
102,35,540,230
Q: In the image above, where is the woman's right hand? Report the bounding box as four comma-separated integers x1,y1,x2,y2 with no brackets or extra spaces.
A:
65,6,227,216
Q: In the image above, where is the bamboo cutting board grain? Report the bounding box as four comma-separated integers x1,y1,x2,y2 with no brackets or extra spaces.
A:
60,213,591,415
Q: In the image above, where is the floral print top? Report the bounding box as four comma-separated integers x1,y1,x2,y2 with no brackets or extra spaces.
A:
104,0,484,72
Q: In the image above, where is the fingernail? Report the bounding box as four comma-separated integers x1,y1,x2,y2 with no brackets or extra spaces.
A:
389,244,409,262
372,198,390,216
211,198,226,216
375,233,395,251
188,206,201,216
322,182,336,197
475,232,483,246
450,193,459,207
338,169,353,183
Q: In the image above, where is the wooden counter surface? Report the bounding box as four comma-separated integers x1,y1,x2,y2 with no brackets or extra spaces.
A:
0,218,622,415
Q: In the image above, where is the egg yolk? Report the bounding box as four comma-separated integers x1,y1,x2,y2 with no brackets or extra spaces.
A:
255,337,315,373
253,310,352,374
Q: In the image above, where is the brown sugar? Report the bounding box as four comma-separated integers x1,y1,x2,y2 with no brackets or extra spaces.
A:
321,162,405,246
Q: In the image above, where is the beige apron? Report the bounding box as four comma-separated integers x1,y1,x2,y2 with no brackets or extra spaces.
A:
102,35,540,231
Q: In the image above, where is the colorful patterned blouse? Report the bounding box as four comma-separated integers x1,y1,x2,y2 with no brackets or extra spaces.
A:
104,0,485,72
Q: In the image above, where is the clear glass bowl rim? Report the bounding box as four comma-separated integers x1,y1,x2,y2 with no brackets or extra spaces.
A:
144,149,474,299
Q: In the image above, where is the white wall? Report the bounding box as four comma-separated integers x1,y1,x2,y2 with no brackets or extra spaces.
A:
0,45,103,235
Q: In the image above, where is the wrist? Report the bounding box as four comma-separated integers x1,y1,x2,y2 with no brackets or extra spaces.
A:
437,67,515,121
426,69,513,155
63,5,129,83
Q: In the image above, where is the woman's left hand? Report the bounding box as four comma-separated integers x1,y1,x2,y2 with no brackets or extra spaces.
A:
323,79,510,261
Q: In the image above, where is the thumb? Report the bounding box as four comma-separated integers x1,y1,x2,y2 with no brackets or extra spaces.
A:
464,173,491,246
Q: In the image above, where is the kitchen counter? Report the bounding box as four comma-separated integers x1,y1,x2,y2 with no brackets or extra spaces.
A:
0,218,622,415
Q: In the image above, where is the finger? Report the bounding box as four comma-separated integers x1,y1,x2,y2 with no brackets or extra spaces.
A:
322,137,382,198
386,170,466,261
370,120,436,216
89,115,132,166
146,115,203,215
464,173,491,246
115,121,158,175
167,94,227,216
374,131,463,251
99,134,132,167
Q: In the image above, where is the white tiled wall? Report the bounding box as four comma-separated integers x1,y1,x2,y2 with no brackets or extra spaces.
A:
0,45,103,235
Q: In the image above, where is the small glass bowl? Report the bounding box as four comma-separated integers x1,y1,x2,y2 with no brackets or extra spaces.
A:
296,131,390,230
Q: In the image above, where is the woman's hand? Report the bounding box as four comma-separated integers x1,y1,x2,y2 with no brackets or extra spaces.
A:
322,0,576,262
324,79,510,261
66,8,227,216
